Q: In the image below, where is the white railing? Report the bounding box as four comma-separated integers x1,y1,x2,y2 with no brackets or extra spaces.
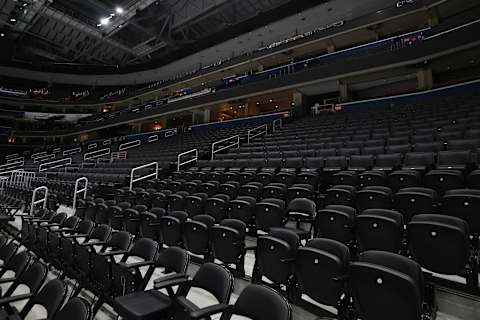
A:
63,147,82,156
7,156,24,163
165,129,177,138
272,119,283,132
103,139,112,146
0,160,24,175
84,148,110,161
30,186,48,216
119,140,141,151
0,176,8,192
312,103,333,115
5,153,19,160
130,162,158,191
73,177,88,210
31,151,47,159
88,143,97,150
211,135,240,160
39,158,72,172
148,135,159,143
111,151,128,160
177,149,198,171
10,170,35,187
247,124,268,144
33,153,55,163
52,148,62,154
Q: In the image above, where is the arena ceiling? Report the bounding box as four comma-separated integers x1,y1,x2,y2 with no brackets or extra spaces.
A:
0,0,325,71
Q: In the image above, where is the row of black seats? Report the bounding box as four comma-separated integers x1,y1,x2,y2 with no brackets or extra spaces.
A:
0,235,91,320
13,207,295,320
230,138,480,155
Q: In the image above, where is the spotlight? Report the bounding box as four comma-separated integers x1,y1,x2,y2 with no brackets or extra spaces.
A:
115,7,124,14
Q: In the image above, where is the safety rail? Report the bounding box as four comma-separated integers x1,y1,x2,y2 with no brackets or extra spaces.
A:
33,153,55,164
272,119,283,132
52,148,62,154
73,177,88,210
31,151,47,159
63,147,82,156
5,153,19,160
119,140,141,151
312,103,334,115
39,158,72,172
148,135,159,143
10,170,35,187
84,148,110,161
177,149,198,171
111,151,128,160
130,162,158,191
165,129,177,138
0,176,8,192
30,186,48,216
88,143,97,150
211,135,240,160
7,156,24,163
103,139,112,146
0,160,24,176
247,124,268,144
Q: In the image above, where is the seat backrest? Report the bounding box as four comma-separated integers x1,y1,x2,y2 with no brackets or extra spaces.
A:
156,247,189,274
109,231,132,251
128,238,159,261
228,285,291,320
21,279,67,318
52,298,91,320
187,263,233,304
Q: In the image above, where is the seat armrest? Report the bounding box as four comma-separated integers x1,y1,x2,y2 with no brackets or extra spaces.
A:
42,223,61,228
62,233,89,239
189,303,230,319
79,240,107,247
98,250,128,257
153,276,190,290
118,260,155,269
0,277,16,284
153,273,188,285
0,293,33,307
50,228,74,233
333,274,349,282
280,258,295,263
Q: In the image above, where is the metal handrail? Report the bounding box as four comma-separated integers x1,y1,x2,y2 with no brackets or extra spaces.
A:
177,149,198,171
84,148,110,161
6,156,24,163
73,177,88,209
211,135,240,160
165,129,177,138
0,176,8,192
0,160,24,171
5,153,19,160
30,186,48,216
247,124,268,144
272,119,283,132
103,139,112,146
119,140,141,151
39,158,72,172
33,153,55,163
31,151,47,159
88,143,98,150
52,148,62,154
148,135,159,143
63,147,82,156
130,162,158,191
10,170,35,187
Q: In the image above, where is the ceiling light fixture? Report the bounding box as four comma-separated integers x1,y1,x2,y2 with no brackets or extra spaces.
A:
115,7,124,14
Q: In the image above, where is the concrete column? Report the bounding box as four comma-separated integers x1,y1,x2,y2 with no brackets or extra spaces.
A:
292,91,306,117
327,41,336,54
428,8,440,27
339,81,350,102
417,68,434,90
